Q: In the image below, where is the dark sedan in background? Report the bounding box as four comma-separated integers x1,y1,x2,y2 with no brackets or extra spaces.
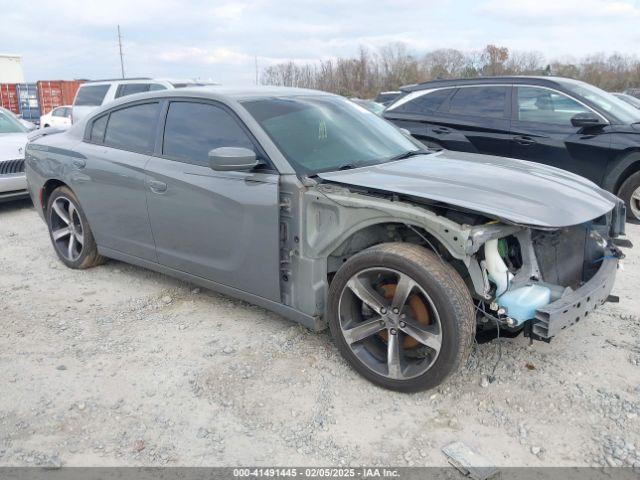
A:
612,92,640,110
383,76,640,221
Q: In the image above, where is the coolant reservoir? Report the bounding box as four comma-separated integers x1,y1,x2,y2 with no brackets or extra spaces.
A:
497,285,551,325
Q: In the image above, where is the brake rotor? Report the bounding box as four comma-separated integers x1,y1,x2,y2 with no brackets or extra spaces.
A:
378,283,431,349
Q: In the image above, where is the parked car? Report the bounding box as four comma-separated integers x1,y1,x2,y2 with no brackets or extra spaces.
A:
0,107,29,202
350,98,385,115
612,92,640,109
624,88,640,99
26,87,626,392
71,78,219,124
384,76,640,221
1,107,37,132
374,91,402,106
40,105,73,129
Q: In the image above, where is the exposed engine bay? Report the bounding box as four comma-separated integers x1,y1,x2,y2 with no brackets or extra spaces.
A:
478,218,624,341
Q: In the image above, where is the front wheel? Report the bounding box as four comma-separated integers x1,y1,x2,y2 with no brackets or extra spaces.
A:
618,171,640,221
46,186,105,269
327,243,475,392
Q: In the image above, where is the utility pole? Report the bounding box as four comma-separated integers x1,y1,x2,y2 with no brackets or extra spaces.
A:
117,25,125,79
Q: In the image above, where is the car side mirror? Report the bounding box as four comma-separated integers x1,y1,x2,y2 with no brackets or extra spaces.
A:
208,147,258,172
571,112,605,129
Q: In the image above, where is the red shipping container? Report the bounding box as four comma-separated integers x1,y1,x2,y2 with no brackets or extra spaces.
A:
0,83,19,114
37,80,84,115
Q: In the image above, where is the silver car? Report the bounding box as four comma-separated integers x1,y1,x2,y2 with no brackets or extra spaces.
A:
25,87,626,392
0,107,29,202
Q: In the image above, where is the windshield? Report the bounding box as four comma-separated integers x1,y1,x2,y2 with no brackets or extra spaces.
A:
559,80,640,124
241,96,421,174
0,109,27,134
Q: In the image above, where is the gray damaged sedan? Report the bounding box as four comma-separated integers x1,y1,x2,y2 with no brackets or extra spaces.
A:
25,87,627,392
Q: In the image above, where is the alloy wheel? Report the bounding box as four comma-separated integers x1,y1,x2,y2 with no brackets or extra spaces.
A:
337,267,443,380
50,196,85,262
631,186,640,221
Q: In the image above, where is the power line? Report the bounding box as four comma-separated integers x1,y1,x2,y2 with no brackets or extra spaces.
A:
117,25,125,79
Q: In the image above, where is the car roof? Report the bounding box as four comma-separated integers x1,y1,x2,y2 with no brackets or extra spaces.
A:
98,85,334,105
401,76,578,92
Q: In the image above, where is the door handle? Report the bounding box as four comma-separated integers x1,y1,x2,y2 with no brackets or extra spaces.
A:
148,180,167,193
513,135,537,146
432,127,451,135
72,158,86,168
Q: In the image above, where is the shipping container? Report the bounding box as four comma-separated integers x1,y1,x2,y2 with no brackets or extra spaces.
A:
37,80,84,115
16,83,40,123
0,54,24,83
0,83,19,114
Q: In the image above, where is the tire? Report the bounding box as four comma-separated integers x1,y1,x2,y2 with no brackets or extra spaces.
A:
46,186,105,269
327,242,475,393
618,171,640,221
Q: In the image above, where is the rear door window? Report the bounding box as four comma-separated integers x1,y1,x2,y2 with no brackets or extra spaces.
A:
162,101,255,167
391,89,454,114
74,85,110,107
447,86,509,118
103,102,160,153
89,114,108,143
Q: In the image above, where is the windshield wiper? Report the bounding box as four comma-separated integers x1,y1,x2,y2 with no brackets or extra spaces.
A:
386,150,425,162
338,164,356,170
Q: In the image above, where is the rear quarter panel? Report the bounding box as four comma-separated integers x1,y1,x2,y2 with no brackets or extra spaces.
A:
25,132,84,218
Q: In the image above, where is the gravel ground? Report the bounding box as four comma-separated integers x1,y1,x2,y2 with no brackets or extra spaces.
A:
0,198,639,468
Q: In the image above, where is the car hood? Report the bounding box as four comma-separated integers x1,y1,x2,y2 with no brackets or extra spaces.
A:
317,151,618,228
0,133,28,161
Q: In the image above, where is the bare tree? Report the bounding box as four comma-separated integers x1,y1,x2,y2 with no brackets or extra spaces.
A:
262,43,640,98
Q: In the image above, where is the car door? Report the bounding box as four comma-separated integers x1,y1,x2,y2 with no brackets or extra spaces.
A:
144,99,280,301
510,86,613,184
430,85,513,156
72,101,160,261
60,107,72,126
51,107,70,127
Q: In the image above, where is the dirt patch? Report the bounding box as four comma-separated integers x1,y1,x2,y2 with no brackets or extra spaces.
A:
0,198,639,467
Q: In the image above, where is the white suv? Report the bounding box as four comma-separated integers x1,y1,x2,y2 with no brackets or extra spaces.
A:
71,78,218,123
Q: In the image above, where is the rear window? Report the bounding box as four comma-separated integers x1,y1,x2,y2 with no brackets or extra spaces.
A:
447,86,508,119
103,103,160,153
74,85,110,107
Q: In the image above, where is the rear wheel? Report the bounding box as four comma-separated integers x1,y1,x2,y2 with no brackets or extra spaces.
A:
46,186,105,269
618,171,640,221
327,243,475,392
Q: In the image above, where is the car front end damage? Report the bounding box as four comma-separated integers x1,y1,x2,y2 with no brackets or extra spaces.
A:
465,201,626,341
295,181,627,342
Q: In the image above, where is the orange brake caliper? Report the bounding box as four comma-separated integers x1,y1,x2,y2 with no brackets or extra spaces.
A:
379,283,430,349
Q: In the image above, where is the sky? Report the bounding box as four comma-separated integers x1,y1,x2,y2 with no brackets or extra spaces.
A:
2,0,640,84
